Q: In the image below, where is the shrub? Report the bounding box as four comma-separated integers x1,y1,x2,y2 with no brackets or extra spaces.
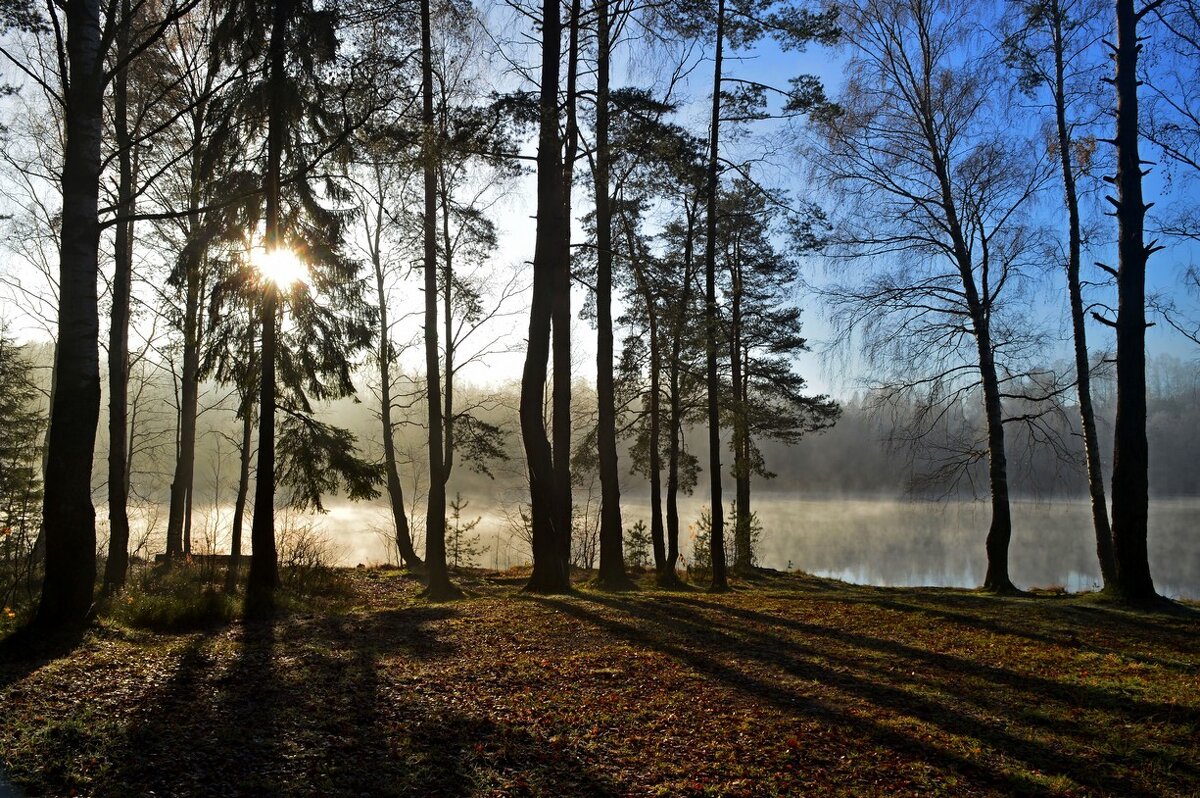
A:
109,570,238,632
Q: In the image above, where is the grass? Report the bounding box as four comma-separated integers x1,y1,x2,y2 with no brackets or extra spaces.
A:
1,568,1197,797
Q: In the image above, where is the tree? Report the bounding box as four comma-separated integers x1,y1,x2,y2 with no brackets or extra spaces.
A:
682,0,835,591
715,180,838,571
0,330,45,610
702,0,730,592
591,0,632,590
1003,0,1118,589
522,0,571,594
417,0,461,600
355,145,425,571
446,492,486,568
6,0,197,628
102,0,138,592
600,89,706,586
808,0,1048,593
1106,0,1162,603
205,0,385,609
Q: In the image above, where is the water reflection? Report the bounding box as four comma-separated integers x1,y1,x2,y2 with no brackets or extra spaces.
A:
113,496,1200,600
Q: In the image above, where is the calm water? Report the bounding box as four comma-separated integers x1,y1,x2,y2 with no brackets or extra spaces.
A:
120,496,1200,600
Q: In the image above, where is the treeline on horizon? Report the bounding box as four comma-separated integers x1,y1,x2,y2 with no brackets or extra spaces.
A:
1,0,1198,629
8,342,1200,510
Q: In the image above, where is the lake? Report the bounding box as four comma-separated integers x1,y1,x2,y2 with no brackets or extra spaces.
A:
120,496,1200,600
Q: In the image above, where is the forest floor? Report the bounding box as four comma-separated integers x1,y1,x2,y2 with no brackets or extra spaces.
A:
1,568,1198,797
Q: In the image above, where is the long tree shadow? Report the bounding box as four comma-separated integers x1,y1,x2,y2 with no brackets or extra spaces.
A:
538,592,1192,797
643,593,1200,786
657,593,1200,726
0,624,88,691
92,602,618,796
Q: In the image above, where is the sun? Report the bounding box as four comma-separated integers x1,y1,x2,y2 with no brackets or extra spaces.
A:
254,247,308,288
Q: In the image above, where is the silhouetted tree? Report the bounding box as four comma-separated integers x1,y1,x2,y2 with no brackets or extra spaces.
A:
522,0,571,593
1106,0,1162,603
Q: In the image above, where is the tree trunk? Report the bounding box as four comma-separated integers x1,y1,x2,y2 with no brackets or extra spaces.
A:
594,0,631,589
225,383,253,592
165,206,205,557
372,228,421,570
663,203,696,588
734,339,752,571
33,0,105,630
440,160,454,483
523,0,570,594
976,317,1016,593
729,239,752,573
703,0,729,592
1109,0,1157,603
1049,3,1117,589
420,0,456,601
552,0,581,576
247,0,294,609
104,0,134,594
625,225,666,578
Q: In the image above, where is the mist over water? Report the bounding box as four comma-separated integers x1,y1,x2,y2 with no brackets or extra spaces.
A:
122,496,1200,600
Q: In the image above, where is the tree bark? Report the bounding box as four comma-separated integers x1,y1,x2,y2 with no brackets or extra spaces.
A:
439,160,455,483
104,0,134,594
552,0,581,576
225,381,253,591
523,0,570,594
703,0,729,591
420,0,456,600
594,0,631,589
1109,0,1157,603
728,234,752,573
976,322,1015,593
1048,2,1117,589
372,219,421,570
625,223,665,578
663,202,697,588
165,153,206,558
34,0,105,629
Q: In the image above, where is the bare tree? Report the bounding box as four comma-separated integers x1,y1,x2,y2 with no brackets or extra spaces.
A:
808,0,1050,593
1003,0,1118,588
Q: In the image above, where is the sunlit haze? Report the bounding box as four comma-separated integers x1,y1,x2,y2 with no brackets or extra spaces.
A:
254,247,308,288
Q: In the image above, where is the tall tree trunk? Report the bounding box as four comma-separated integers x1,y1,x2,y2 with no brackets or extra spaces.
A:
552,0,581,575
439,158,455,483
729,241,752,573
420,0,455,600
976,316,1015,593
165,195,205,557
225,382,253,592
247,0,294,608
523,0,570,594
104,0,134,594
734,341,752,570
625,224,666,577
703,0,729,591
663,203,696,588
1049,3,1117,589
34,0,104,629
372,228,421,570
1109,0,1157,603
594,0,630,589
183,482,194,555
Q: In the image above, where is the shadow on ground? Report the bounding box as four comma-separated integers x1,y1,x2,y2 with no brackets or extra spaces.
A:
1,574,1196,797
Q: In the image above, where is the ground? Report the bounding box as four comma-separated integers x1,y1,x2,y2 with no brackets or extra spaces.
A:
1,569,1198,797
